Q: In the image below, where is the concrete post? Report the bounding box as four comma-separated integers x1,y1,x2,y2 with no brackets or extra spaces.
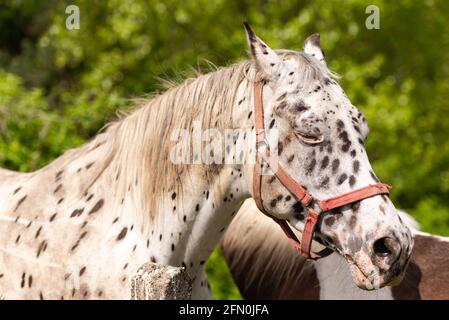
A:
131,262,193,300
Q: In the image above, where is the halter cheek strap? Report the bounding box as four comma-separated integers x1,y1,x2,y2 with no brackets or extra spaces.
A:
252,80,391,260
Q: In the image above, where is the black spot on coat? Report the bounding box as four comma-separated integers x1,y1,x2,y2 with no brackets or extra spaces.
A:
14,195,27,211
116,227,128,241
88,199,104,215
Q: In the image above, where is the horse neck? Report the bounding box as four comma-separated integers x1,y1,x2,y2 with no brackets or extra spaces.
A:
152,83,255,278
160,166,249,277
88,69,257,278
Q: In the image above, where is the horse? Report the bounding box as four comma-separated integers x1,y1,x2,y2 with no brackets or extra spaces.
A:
222,199,449,299
0,24,412,299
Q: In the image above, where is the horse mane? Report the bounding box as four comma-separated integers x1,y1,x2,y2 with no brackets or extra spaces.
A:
76,50,335,219
222,200,421,294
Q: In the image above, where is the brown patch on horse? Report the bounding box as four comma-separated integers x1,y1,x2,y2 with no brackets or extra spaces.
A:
393,234,449,299
223,243,320,300
391,261,421,299
221,200,320,300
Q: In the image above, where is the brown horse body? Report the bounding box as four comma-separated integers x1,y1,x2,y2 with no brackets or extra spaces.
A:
222,200,449,299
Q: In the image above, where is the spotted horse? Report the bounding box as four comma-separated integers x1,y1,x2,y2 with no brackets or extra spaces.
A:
0,24,412,299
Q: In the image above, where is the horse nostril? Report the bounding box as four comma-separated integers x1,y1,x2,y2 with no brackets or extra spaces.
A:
373,237,393,258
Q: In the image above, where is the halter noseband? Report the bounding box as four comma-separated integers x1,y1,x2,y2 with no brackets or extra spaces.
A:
252,80,391,260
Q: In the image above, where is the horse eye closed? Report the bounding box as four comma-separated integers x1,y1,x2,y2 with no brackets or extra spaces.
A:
295,131,324,145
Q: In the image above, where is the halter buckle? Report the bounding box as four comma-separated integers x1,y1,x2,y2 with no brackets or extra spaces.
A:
300,193,313,207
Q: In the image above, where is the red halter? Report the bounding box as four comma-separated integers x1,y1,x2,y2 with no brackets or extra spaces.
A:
252,80,391,260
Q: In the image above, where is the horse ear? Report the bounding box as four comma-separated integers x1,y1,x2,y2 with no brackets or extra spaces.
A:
243,22,282,80
303,33,326,65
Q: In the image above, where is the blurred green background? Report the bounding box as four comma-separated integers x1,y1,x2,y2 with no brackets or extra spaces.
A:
1,0,448,299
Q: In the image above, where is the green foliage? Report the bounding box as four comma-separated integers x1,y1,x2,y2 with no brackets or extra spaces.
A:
205,248,242,300
1,0,448,299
